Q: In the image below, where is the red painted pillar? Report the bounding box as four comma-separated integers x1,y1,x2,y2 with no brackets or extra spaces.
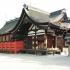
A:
14,41,17,54
9,42,11,53
5,42,6,51
1,42,2,50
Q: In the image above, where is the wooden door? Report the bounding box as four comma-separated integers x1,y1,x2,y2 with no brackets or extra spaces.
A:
38,35,44,49
57,36,63,51
38,39,44,49
47,36,55,48
25,36,32,49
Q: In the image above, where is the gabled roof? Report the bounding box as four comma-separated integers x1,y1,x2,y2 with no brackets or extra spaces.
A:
0,4,60,35
49,9,67,22
24,5,51,23
50,9,62,18
0,18,19,35
11,4,60,34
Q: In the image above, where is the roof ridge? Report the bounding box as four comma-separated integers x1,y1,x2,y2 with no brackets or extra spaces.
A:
23,4,50,15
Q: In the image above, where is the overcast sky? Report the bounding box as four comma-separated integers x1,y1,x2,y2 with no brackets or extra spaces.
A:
0,0,70,29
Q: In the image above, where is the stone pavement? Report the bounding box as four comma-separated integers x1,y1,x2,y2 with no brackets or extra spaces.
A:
0,53,70,70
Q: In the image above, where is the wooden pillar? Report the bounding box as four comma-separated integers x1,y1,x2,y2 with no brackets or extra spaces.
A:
55,36,57,48
14,41,17,54
44,35,47,49
35,26,36,36
35,26,36,49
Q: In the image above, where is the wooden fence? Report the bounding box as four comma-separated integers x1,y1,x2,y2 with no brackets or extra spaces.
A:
0,41,24,54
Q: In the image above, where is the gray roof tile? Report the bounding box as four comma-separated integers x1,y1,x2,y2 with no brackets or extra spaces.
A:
0,18,19,35
0,5,60,35
49,9,66,22
25,5,51,23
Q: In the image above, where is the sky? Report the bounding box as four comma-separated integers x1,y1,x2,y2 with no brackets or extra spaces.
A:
0,0,70,29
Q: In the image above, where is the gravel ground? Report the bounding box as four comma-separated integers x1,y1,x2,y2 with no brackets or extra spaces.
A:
0,53,70,70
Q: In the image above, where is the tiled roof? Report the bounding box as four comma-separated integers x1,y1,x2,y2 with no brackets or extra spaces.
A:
0,4,61,35
24,5,59,29
0,18,19,35
25,5,51,23
49,9,66,22
50,10,62,18
60,20,70,29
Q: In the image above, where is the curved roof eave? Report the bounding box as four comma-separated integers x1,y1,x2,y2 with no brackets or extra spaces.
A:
10,9,26,33
10,7,52,33
0,5,61,35
11,6,60,33
25,13,59,29
24,6,60,29
0,18,19,35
